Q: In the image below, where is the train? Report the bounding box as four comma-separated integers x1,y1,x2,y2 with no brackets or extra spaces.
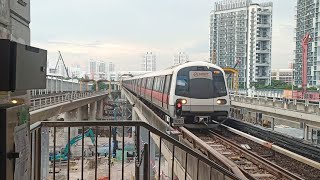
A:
122,61,230,128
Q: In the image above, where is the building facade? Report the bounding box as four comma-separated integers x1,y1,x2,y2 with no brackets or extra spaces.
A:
173,52,189,65
108,62,115,72
141,52,156,71
0,0,30,44
88,60,107,80
210,0,273,88
271,69,293,84
294,0,320,87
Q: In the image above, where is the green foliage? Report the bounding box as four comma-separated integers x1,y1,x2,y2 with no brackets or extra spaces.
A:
92,83,107,90
251,80,292,90
249,80,319,91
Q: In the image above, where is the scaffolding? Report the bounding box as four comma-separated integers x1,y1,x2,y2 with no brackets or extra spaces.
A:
223,67,239,93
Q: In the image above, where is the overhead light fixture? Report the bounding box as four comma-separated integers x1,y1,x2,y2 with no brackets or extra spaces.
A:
11,100,18,104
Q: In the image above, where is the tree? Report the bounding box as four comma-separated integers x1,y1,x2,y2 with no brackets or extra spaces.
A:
92,83,107,91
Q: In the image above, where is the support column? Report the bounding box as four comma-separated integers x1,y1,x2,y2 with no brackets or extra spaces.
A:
81,105,89,120
89,102,97,120
96,100,103,120
64,109,78,137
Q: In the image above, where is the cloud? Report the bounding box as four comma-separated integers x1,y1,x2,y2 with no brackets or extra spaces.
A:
34,39,208,71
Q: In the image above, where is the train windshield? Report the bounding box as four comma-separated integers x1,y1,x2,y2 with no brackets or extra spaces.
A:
175,66,227,99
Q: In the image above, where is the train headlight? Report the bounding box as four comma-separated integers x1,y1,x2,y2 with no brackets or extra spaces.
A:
181,99,187,104
217,99,227,105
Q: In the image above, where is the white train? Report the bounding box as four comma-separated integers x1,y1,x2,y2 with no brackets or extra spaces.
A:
122,61,230,127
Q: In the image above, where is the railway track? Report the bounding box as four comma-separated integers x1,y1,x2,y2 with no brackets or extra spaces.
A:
224,118,320,162
182,128,303,180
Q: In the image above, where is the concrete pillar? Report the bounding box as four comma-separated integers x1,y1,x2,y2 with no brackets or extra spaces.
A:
89,102,97,120
64,109,78,138
96,100,103,120
76,107,82,121
81,105,89,120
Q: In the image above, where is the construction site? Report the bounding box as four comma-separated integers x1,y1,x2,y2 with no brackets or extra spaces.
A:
44,96,138,180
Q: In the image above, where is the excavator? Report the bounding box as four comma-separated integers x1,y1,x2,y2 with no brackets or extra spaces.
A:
49,128,95,161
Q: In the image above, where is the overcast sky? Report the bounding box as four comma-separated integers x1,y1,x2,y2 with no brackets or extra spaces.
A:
30,0,296,71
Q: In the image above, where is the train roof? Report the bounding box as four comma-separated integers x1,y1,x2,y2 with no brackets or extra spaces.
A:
123,61,224,80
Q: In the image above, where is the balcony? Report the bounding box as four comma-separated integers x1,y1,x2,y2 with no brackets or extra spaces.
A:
257,11,272,15
255,62,270,66
256,36,270,41
257,23,271,28
256,49,270,53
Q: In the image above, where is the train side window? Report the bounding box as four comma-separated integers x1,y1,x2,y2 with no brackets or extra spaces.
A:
164,75,172,94
147,77,154,90
153,77,158,91
159,76,165,93
143,78,147,88
150,77,155,90
146,78,150,89
155,77,160,92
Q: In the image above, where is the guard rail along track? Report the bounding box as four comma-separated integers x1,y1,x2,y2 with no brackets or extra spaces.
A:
224,119,320,162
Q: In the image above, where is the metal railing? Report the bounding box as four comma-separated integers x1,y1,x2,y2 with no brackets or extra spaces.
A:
30,91,108,111
30,121,239,180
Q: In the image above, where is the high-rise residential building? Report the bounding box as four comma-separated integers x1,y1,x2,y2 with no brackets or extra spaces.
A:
294,0,320,87
271,69,293,84
109,62,115,72
89,60,97,74
210,0,273,88
142,52,156,71
88,60,107,80
174,52,189,65
98,61,106,73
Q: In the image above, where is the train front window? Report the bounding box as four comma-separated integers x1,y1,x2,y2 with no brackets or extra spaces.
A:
176,75,189,96
175,66,227,98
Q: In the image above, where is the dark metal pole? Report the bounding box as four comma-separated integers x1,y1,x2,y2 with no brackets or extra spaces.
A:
122,126,125,180
171,145,175,180
81,126,84,180
135,126,140,179
53,127,56,180
143,143,150,180
67,127,70,180
184,153,188,180
95,127,98,180
158,137,162,180
109,126,112,178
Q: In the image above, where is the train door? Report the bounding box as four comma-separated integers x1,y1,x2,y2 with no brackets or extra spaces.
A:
159,76,165,108
162,75,172,110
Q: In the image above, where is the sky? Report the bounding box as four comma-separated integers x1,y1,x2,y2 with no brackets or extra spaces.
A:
30,0,296,71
